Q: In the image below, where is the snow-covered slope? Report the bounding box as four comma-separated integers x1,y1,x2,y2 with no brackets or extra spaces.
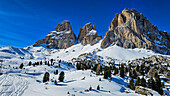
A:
47,40,157,61
0,46,33,60
0,61,160,96
0,74,28,96
0,40,158,61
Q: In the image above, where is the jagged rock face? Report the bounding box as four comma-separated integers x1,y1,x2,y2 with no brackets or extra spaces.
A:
33,21,76,49
78,23,102,45
101,8,170,54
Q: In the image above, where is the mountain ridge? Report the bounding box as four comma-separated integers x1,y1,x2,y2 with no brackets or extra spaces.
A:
32,8,170,55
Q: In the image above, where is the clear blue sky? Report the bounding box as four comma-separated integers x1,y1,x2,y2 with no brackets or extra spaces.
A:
0,0,169,47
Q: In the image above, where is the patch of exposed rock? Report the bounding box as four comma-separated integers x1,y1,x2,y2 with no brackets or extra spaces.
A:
78,23,102,45
135,86,154,95
33,21,76,49
101,8,170,54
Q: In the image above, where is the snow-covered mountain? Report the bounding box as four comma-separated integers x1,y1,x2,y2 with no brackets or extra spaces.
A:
32,8,169,55
33,21,76,49
101,8,170,55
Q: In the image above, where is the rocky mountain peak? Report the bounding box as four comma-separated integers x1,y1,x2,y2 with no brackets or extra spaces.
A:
101,8,170,54
78,23,102,45
55,20,72,32
78,23,94,41
33,21,76,49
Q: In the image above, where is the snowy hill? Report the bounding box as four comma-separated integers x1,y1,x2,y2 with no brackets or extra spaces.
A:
34,40,157,61
0,46,33,60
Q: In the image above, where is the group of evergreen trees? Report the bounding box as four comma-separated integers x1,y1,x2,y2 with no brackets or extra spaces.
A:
129,73,163,95
87,60,164,95
76,62,91,70
88,85,100,91
27,59,58,67
43,71,65,83
148,73,163,95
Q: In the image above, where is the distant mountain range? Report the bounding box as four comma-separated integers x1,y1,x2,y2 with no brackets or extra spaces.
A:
32,8,169,55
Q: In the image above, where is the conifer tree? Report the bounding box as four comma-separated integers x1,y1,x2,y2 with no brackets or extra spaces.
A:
59,60,61,64
48,61,50,66
139,63,145,75
50,59,53,65
154,73,163,95
120,64,124,78
114,67,118,75
40,61,43,65
128,69,132,77
148,77,155,89
76,63,81,70
28,61,32,66
145,66,150,74
89,86,92,91
56,70,58,75
132,69,138,79
135,77,140,86
97,85,100,90
148,78,151,88
104,67,109,79
19,63,24,69
92,64,98,72
45,61,47,65
129,78,135,90
108,67,111,78
136,64,139,72
104,66,111,79
58,71,65,82
43,72,50,83
128,63,131,71
140,76,146,87
125,67,128,73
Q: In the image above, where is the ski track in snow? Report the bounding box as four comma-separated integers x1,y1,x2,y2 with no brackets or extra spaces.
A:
0,74,28,96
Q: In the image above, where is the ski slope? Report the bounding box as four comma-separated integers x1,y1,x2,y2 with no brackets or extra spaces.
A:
0,74,28,96
22,70,143,96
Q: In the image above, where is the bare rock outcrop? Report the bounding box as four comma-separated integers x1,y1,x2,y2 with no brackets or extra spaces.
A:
33,21,76,49
78,23,102,45
135,86,154,95
101,8,170,54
